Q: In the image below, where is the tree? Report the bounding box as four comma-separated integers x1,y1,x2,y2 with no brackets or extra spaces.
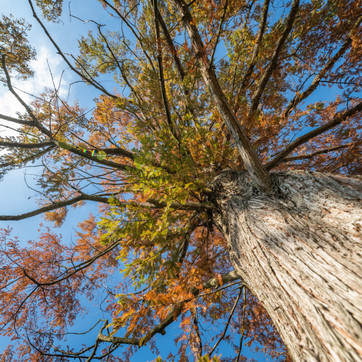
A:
0,0,361,360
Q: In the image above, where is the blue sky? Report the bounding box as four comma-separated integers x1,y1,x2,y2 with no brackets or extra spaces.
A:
0,1,275,360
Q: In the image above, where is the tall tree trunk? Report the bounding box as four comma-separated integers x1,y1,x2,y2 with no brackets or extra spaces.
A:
211,170,362,361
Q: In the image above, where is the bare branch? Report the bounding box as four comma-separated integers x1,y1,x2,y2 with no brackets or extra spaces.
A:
282,16,361,119
0,194,93,221
236,286,247,361
266,102,362,170
209,286,243,356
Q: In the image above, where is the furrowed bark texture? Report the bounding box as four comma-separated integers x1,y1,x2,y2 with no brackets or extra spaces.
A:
211,170,362,361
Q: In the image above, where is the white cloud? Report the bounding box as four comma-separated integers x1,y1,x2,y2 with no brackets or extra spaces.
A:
0,45,70,137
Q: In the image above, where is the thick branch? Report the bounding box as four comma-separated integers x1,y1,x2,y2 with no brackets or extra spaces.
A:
0,193,212,221
0,194,92,221
247,0,299,118
56,141,130,170
99,147,134,159
0,140,54,149
156,10,197,120
170,0,272,191
0,113,34,127
266,102,362,170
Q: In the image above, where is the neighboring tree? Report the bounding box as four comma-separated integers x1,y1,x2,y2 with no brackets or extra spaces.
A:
0,0,361,361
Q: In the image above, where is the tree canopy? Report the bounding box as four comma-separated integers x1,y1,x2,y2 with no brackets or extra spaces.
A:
0,0,361,360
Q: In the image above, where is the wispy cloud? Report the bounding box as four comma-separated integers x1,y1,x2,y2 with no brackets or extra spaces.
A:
0,45,70,137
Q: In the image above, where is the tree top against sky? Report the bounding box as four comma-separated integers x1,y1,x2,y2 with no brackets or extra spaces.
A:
0,0,361,360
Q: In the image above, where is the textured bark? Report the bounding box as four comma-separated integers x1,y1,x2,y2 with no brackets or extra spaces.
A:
211,170,362,361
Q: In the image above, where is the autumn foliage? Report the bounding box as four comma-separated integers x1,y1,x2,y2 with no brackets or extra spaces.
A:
0,0,361,360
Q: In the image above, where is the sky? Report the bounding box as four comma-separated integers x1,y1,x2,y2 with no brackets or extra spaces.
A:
0,1,273,361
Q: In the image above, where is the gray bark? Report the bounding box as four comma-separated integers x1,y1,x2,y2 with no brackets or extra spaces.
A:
211,170,362,361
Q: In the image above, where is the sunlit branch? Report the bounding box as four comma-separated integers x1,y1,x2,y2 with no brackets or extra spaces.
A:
282,16,361,119
85,339,100,362
66,127,135,161
170,0,272,191
266,102,362,170
192,310,203,356
247,0,299,118
27,0,117,99
234,0,270,112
